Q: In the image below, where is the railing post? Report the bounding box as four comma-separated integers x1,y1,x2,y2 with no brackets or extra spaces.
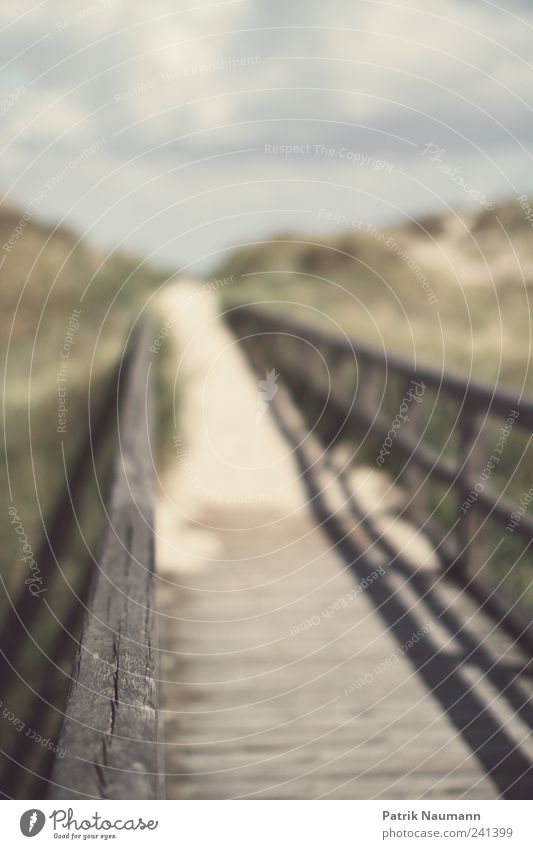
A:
357,360,383,421
457,405,489,578
402,378,429,522
324,346,356,446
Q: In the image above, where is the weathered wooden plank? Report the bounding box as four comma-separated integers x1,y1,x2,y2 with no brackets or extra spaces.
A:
49,324,162,799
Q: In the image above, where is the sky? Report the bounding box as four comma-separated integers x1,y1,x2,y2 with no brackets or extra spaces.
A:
1,0,532,273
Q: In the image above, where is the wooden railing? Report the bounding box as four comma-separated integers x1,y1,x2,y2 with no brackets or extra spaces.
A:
229,304,533,653
49,324,162,799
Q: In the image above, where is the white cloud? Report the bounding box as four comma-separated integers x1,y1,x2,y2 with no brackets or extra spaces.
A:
1,0,532,268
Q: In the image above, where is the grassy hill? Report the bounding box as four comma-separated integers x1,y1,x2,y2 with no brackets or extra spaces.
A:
1,206,172,594
217,199,533,393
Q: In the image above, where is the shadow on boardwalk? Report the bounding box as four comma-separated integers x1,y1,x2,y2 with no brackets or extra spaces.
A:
270,387,533,800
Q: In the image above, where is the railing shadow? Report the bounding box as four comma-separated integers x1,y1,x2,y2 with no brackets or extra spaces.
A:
268,385,533,800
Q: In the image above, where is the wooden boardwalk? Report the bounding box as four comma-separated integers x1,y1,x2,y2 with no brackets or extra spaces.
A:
154,286,533,799
157,471,533,799
10,286,533,801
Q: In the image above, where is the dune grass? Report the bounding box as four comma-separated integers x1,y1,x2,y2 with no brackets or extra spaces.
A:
217,200,533,393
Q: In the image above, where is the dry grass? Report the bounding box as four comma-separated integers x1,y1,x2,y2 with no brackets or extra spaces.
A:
1,207,172,603
218,199,533,393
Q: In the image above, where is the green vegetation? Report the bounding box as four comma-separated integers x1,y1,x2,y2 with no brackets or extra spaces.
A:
1,205,173,599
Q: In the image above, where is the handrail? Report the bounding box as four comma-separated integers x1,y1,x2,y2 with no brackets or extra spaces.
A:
49,323,162,800
231,305,533,427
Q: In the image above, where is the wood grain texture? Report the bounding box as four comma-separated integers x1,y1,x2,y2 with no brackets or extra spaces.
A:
50,324,162,800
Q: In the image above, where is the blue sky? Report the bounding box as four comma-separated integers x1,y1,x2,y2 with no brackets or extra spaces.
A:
1,0,532,272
